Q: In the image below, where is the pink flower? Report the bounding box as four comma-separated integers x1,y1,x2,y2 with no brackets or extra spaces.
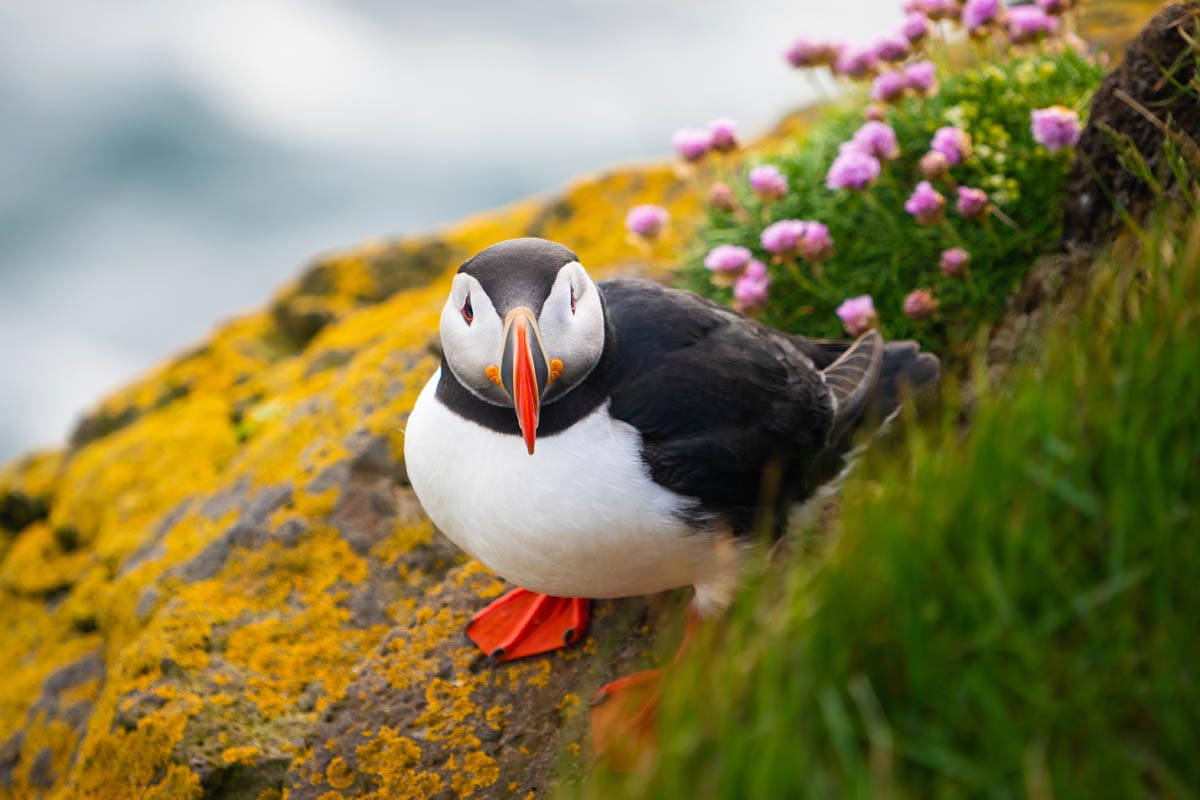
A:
835,45,878,79
785,38,844,68
912,0,961,20
905,60,937,95
905,181,946,225
799,222,834,263
874,34,912,63
940,247,971,279
733,260,771,312
761,220,808,255
1036,0,1071,14
963,0,1006,33
625,204,669,239
957,186,990,219
672,128,712,162
784,37,821,68
1031,106,1082,151
704,244,753,274
1007,6,1058,43
708,182,737,212
903,289,938,320
902,13,931,43
709,118,739,153
872,70,909,103
826,150,882,191
749,165,789,201
864,103,888,123
836,295,877,336
849,121,901,161
931,126,973,165
919,150,950,179
818,40,848,65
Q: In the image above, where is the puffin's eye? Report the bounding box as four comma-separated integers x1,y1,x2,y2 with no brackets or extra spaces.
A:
569,286,577,315
461,295,473,325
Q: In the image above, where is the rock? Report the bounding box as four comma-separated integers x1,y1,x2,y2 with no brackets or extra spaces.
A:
0,161,696,799
1064,3,1200,247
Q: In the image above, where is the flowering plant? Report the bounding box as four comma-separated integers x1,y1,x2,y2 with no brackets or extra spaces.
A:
655,0,1100,349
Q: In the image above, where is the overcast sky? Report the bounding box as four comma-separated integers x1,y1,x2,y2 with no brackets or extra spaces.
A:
0,0,903,460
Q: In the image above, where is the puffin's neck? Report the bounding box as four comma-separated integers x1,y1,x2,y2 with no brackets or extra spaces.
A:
435,307,620,438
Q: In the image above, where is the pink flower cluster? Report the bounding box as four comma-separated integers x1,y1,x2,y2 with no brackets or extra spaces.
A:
749,165,789,201
962,0,1006,35
903,288,939,320
672,118,741,162
733,261,771,312
1007,5,1059,43
846,121,901,161
760,219,835,263
830,120,897,191
827,150,882,191
625,205,669,240
1031,106,1082,151
703,245,771,312
931,126,973,165
786,0,1063,92
905,181,946,225
836,295,877,336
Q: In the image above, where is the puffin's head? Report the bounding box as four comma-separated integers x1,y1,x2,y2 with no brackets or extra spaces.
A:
440,238,606,455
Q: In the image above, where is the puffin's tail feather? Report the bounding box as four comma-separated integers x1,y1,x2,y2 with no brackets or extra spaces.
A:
822,330,884,438
799,335,940,504
806,333,940,423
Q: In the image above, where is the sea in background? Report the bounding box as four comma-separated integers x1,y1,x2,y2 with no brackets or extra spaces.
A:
0,0,909,461
0,0,1156,461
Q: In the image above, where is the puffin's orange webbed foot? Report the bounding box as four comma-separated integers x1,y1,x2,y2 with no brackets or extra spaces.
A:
465,588,589,662
590,669,663,770
590,606,703,770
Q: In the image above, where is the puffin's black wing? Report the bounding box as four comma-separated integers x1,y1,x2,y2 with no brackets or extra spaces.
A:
599,279,848,534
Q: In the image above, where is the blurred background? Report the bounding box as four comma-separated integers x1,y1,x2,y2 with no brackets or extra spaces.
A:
0,0,912,460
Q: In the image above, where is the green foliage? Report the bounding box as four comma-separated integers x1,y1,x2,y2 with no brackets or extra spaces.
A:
582,210,1200,797
679,48,1104,352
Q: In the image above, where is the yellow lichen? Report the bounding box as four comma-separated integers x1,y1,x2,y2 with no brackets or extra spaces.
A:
556,693,582,720
484,705,509,731
325,757,356,790
0,146,708,797
446,751,500,798
221,745,260,765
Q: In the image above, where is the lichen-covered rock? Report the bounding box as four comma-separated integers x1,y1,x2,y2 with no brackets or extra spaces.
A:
0,163,697,799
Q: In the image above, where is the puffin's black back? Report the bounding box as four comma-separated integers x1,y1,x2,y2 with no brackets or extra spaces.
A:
598,279,836,535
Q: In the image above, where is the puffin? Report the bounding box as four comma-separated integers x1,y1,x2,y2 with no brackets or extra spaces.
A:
404,237,938,755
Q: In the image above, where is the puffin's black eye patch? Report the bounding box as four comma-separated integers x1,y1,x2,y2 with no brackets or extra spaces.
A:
462,295,474,325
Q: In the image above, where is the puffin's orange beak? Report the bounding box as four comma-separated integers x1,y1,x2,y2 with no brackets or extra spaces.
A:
501,309,549,455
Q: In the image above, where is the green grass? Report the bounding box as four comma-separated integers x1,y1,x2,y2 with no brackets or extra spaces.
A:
578,210,1200,797
679,46,1104,353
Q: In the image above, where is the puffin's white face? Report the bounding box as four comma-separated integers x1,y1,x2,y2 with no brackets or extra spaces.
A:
440,260,605,454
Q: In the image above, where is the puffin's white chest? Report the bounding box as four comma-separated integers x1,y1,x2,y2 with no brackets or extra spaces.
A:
403,370,712,598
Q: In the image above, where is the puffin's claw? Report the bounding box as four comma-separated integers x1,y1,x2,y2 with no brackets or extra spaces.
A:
465,588,590,662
